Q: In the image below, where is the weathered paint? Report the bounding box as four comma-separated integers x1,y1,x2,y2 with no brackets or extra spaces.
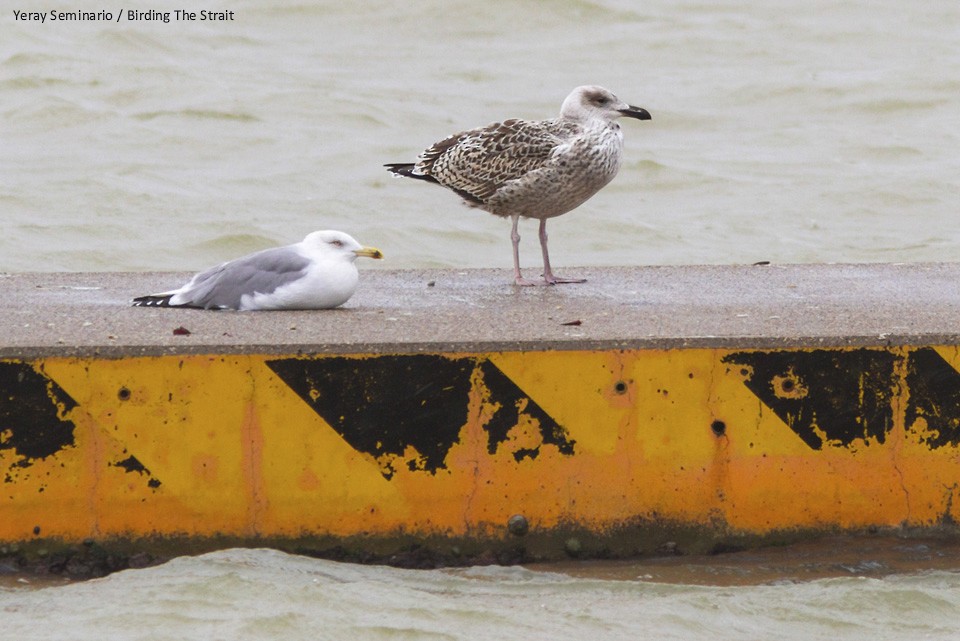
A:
2,346,960,557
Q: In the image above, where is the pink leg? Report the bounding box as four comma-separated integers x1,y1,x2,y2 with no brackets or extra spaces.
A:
511,215,538,286
539,219,585,285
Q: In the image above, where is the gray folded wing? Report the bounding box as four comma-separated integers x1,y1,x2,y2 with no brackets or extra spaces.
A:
178,246,311,309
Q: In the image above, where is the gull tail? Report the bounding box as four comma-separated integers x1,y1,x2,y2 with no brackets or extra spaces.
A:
132,294,176,307
385,162,483,205
384,163,440,185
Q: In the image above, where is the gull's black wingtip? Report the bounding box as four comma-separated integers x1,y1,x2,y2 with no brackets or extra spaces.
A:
384,163,442,185
384,162,416,177
132,294,175,307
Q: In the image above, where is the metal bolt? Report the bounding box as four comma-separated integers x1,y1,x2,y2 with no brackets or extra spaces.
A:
507,514,529,536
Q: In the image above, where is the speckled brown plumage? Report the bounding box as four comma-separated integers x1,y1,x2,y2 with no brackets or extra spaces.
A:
387,85,651,285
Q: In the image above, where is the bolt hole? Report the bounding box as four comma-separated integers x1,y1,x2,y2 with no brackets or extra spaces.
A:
614,381,628,395
780,378,795,392
711,420,727,436
118,387,131,401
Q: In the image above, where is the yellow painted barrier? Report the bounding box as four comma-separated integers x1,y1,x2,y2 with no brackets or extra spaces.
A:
3,345,960,559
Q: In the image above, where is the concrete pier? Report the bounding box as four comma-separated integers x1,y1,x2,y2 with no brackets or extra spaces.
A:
5,262,960,357
3,263,960,572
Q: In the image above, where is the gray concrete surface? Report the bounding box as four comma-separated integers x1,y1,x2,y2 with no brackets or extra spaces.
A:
3,263,960,358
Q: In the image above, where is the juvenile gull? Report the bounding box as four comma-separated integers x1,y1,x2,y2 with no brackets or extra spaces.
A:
386,85,651,286
132,230,383,310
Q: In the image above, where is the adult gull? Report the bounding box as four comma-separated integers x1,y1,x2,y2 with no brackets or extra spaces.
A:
132,230,383,310
386,85,651,286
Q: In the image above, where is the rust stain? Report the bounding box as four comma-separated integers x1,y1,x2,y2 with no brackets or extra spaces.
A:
240,401,265,537
296,468,320,492
191,454,219,485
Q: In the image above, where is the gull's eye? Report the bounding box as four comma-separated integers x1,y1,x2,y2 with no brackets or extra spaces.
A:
329,239,344,248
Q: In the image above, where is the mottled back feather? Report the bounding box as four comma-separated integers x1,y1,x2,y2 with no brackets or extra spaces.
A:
415,119,581,205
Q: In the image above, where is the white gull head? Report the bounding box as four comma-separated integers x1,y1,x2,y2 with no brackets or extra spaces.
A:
300,230,384,263
559,85,652,124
